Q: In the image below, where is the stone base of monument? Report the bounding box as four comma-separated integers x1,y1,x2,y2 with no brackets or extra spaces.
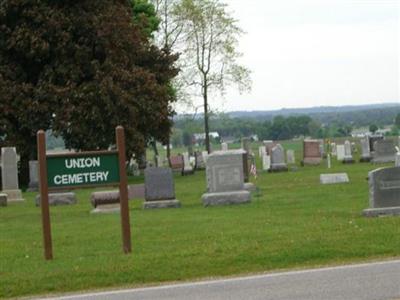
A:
372,156,396,164
202,190,251,207
342,158,354,164
91,203,120,214
182,168,194,176
0,193,7,207
27,182,39,192
2,189,24,202
143,199,181,209
36,192,77,206
302,158,321,166
359,156,371,163
269,164,288,172
362,206,400,217
244,182,256,192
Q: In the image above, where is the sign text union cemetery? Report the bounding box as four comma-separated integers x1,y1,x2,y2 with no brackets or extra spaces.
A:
47,153,120,187
37,126,131,260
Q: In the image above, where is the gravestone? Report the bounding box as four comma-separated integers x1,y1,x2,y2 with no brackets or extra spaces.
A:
182,152,194,175
303,140,321,165
331,143,337,156
169,155,184,173
320,173,349,184
270,144,288,172
1,147,23,202
262,154,271,171
144,167,180,209
195,151,206,170
327,154,331,169
264,140,276,155
0,193,7,207
369,135,384,152
242,138,251,154
286,150,295,164
395,153,400,167
36,192,77,207
343,140,354,163
27,160,39,191
363,167,400,216
372,140,396,163
202,150,250,206
221,143,228,151
90,190,120,213
258,146,266,158
336,145,345,161
359,138,371,162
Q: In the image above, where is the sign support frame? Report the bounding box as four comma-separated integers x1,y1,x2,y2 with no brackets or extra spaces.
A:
37,126,132,260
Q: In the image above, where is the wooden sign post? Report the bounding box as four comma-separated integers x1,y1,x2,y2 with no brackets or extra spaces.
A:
37,126,131,260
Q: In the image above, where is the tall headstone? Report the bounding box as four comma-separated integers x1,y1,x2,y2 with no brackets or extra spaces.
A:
258,146,266,158
221,143,228,151
201,150,250,206
262,154,271,171
372,140,396,163
303,140,321,165
263,140,276,155
1,147,23,202
286,150,295,164
363,167,400,216
242,138,251,154
195,151,206,170
144,167,180,209
336,145,345,161
27,160,39,191
182,152,194,175
359,138,371,162
327,154,331,169
270,144,288,172
343,140,354,163
395,153,400,167
331,142,337,156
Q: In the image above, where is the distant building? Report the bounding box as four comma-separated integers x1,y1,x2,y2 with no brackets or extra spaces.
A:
193,132,220,144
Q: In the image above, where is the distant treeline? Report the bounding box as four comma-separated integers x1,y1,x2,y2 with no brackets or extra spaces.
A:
172,106,400,146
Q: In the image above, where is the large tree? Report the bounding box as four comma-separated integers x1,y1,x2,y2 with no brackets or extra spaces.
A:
0,0,178,184
175,0,251,153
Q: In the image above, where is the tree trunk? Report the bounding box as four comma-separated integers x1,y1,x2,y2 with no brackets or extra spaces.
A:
151,140,158,166
203,81,210,154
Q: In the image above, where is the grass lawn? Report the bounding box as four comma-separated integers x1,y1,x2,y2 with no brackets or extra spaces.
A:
1,142,400,298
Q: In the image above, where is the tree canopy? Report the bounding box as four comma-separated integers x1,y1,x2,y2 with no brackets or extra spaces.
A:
0,0,178,183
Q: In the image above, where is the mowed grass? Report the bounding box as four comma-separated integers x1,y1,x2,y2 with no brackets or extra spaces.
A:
1,145,400,299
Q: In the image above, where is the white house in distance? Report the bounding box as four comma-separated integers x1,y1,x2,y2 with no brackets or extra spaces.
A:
193,132,220,144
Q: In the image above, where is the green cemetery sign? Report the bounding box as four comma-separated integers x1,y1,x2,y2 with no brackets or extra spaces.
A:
46,152,120,188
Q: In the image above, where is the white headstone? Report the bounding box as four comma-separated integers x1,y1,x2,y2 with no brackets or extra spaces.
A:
221,143,228,151
336,145,345,161
1,147,24,202
286,150,295,164
262,154,271,171
327,154,331,169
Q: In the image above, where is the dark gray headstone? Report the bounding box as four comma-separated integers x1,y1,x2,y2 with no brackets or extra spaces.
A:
363,167,400,216
372,140,396,163
28,160,39,191
145,167,175,201
360,138,371,162
270,144,288,171
369,135,384,152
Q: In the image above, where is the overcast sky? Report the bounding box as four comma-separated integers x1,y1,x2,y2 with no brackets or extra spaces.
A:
186,0,399,113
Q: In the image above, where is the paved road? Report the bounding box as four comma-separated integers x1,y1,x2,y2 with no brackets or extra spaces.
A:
44,260,400,300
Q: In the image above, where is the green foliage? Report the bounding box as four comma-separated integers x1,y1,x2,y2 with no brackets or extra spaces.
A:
0,0,178,183
395,113,400,128
369,124,378,134
130,0,160,37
